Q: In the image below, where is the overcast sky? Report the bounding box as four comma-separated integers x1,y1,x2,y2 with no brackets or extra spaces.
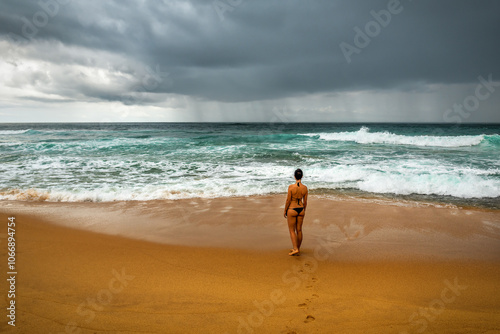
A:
0,0,499,123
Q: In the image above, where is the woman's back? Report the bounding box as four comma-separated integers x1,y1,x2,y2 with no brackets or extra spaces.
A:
290,182,307,206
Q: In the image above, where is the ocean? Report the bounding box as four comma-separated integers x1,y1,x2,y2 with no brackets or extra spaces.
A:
0,123,499,209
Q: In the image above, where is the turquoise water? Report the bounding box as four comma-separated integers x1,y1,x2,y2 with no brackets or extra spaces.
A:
0,123,499,208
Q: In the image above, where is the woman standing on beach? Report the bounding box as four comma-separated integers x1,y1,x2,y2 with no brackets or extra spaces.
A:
284,169,308,256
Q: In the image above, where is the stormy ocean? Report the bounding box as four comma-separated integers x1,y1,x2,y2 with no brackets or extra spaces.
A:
0,123,499,208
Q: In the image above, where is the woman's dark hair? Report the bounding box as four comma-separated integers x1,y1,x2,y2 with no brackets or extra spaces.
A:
294,168,303,180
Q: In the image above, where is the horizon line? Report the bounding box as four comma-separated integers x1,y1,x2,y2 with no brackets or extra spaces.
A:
1,121,500,125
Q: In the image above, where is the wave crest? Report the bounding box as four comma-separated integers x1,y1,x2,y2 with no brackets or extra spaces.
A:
0,129,31,135
301,126,487,147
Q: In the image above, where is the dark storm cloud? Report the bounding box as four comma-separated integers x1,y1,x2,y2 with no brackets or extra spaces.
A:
1,0,499,104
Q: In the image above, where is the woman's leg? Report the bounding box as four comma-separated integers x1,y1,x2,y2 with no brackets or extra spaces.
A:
287,210,299,255
296,213,304,250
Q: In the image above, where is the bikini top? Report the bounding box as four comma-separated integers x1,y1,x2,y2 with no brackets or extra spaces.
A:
291,182,303,206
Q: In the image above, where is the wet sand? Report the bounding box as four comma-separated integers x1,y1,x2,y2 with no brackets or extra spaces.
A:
0,195,499,333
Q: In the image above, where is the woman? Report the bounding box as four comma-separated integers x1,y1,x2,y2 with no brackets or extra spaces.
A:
284,168,308,256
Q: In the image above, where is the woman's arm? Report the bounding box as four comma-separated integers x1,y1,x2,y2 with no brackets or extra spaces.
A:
284,186,292,217
303,188,308,212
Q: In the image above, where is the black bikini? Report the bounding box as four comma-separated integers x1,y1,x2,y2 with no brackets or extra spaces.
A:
291,182,304,214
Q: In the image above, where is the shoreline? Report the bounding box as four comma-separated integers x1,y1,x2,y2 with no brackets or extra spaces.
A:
2,187,500,211
1,194,499,260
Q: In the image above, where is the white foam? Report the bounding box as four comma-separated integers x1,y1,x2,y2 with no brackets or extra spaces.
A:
300,162,500,199
357,172,500,198
3,159,498,202
0,129,31,135
301,126,485,147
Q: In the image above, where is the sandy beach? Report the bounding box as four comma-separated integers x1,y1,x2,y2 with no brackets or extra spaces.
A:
1,0,500,332
1,195,500,333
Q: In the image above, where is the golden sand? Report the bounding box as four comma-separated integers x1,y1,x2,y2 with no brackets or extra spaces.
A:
0,195,499,333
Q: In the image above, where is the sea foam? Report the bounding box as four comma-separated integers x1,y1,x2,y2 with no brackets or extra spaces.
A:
0,129,31,135
301,126,486,147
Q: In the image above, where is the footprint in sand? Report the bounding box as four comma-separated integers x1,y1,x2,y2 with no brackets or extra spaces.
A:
304,315,315,323
282,326,297,334
298,303,307,308
311,277,318,282
311,294,319,299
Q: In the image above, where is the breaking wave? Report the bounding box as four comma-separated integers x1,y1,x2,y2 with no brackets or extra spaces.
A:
301,126,494,148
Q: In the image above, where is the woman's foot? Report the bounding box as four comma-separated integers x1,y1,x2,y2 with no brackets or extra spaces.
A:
288,249,300,256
